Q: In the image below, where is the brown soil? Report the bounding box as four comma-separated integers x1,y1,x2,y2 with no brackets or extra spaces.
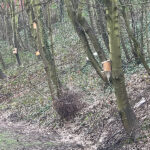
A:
0,71,149,150
0,110,84,150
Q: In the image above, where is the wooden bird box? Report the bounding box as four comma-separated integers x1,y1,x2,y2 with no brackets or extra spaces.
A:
33,22,37,29
13,48,17,54
36,51,40,56
102,60,111,72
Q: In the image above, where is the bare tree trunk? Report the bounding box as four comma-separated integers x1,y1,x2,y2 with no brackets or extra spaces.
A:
21,0,29,51
25,0,62,98
95,0,110,52
105,0,138,137
140,3,144,54
86,0,96,33
145,1,150,56
11,1,21,66
77,14,106,61
0,69,6,79
65,0,107,82
120,31,131,62
60,0,64,22
0,52,6,70
120,0,150,74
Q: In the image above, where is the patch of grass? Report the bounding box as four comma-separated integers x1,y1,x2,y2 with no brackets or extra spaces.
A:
0,133,18,149
45,141,55,145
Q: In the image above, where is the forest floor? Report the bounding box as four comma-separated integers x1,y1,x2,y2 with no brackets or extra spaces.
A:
0,110,85,150
0,65,150,150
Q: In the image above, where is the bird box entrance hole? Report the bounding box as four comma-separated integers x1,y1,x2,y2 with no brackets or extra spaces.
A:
13,48,17,54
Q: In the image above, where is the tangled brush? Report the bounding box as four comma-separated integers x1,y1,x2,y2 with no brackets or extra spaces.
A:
53,90,85,120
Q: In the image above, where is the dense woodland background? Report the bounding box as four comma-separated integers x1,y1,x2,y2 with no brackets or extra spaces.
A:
0,0,150,149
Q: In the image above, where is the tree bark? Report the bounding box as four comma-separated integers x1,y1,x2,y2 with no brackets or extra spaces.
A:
21,0,29,51
120,31,131,62
145,1,150,57
65,0,107,82
120,0,150,74
105,0,138,137
95,0,110,52
86,0,96,33
0,69,6,79
11,0,21,66
0,52,6,70
25,0,61,98
77,14,106,62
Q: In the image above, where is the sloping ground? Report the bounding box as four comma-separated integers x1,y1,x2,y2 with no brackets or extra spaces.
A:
54,71,150,150
0,67,149,149
0,111,84,150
